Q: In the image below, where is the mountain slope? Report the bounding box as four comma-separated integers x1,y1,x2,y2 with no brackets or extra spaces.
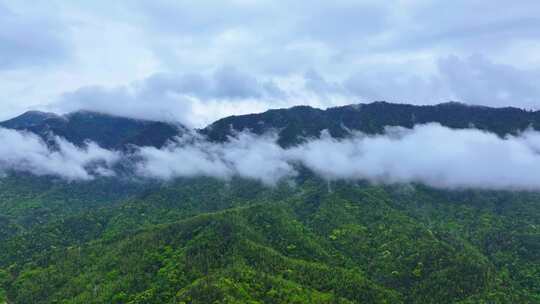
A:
0,111,63,129
1,178,539,303
0,110,184,149
202,102,540,146
0,102,539,303
3,102,538,149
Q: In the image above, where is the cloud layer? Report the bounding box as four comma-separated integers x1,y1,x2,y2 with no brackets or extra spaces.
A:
0,128,119,180
0,2,69,70
45,54,540,127
134,124,540,190
0,123,527,190
52,67,288,126
1,1,540,123
136,132,295,185
289,125,540,190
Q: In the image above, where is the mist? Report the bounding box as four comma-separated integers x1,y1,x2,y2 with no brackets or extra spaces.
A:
135,132,295,185
0,127,119,180
135,124,540,190
4,124,540,190
288,124,540,190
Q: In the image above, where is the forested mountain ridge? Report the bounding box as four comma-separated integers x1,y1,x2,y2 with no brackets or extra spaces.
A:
202,101,540,146
0,110,185,149
0,102,539,303
2,101,539,149
1,178,539,303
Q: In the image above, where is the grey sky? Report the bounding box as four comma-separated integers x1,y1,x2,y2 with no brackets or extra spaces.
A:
0,0,539,125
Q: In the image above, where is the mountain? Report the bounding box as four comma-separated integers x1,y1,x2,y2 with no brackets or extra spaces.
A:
0,110,185,149
3,102,539,149
203,101,540,146
0,102,539,303
0,110,63,129
2,178,539,303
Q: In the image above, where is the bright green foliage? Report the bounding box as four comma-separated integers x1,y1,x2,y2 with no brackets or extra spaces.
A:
0,176,539,303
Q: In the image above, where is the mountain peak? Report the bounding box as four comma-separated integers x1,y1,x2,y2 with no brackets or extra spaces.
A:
0,110,63,129
0,109,184,149
66,109,128,118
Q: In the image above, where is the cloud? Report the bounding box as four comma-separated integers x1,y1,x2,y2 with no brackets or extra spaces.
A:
344,54,540,107
5,121,540,190
288,125,540,190
135,132,295,185
344,66,450,104
134,124,540,190
44,51,540,131
54,84,190,124
391,0,540,53
2,1,540,121
437,55,540,108
212,66,278,99
0,1,70,70
52,67,286,126
144,66,284,100
0,127,119,180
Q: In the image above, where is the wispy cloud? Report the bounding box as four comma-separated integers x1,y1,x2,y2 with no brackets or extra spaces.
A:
135,132,295,185
134,124,540,190
288,124,540,190
4,123,540,190
0,127,119,180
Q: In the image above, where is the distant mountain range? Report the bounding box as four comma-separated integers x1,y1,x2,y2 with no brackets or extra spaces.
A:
0,110,184,149
2,101,540,148
1,101,539,303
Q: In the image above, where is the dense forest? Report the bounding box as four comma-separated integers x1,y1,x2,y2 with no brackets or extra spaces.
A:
1,175,539,303
0,102,539,303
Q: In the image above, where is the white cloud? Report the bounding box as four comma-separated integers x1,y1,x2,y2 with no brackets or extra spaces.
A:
136,132,295,185
0,127,120,180
51,67,287,126
288,125,540,190
1,1,540,122
5,122,540,190
134,124,540,190
43,51,540,130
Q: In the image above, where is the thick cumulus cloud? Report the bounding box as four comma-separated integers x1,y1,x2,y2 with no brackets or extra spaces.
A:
0,128,119,180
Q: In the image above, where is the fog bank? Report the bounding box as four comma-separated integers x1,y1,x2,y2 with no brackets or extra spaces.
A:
136,124,540,190
0,128,119,180
4,124,540,190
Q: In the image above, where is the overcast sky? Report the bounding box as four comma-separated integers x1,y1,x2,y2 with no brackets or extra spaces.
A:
1,0,540,126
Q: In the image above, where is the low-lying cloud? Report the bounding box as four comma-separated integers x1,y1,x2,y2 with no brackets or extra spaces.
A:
136,132,295,185
288,125,540,190
4,124,540,190
136,124,540,190
0,128,119,180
